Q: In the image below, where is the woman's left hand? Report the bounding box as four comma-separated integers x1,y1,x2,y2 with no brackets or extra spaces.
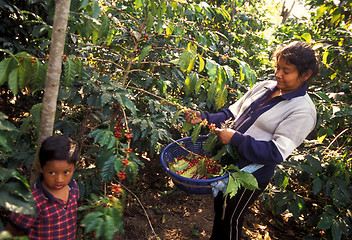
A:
214,128,236,145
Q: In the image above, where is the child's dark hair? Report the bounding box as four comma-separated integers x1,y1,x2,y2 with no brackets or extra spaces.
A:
273,41,320,81
39,135,78,166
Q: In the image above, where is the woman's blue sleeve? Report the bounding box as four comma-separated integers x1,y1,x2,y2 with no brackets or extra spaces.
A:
230,132,283,165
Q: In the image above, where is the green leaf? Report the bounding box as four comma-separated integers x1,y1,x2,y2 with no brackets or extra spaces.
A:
134,0,144,10
64,58,76,87
0,166,17,183
334,178,350,199
138,45,152,65
171,110,184,125
322,51,330,66
237,171,259,190
316,91,331,103
316,5,328,18
82,211,104,232
334,107,352,117
287,197,303,219
225,173,240,198
217,66,226,88
178,50,196,71
74,58,83,81
103,213,122,240
88,129,99,138
331,10,341,25
150,130,159,147
301,163,316,175
212,146,226,161
101,155,117,181
146,12,154,31
331,220,342,240
183,121,193,132
0,169,35,215
184,73,198,96
114,158,123,173
0,183,35,215
198,55,205,72
225,145,239,160
0,113,18,132
99,14,110,38
198,158,207,176
160,1,167,17
93,129,116,149
324,205,338,216
166,22,174,35
30,60,46,93
207,81,217,103
205,59,219,81
181,165,197,178
274,170,288,189
0,58,16,86
301,33,311,43
101,92,113,106
172,160,189,171
203,133,218,153
191,226,200,236
317,213,333,230
305,155,323,172
91,0,101,18
0,131,17,151
115,93,137,115
126,161,138,185
223,65,234,83
16,52,33,89
194,75,203,94
191,123,202,143
233,57,256,85
215,86,228,110
8,68,19,95
92,29,100,45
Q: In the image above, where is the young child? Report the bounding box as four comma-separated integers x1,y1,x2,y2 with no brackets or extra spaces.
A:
7,135,80,239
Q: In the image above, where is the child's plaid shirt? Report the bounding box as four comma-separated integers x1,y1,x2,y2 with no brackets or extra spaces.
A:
10,178,79,239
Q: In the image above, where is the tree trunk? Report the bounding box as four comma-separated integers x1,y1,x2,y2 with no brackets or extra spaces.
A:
30,0,71,186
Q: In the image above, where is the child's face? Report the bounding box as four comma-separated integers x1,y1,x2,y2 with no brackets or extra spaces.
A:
39,159,75,192
275,57,310,94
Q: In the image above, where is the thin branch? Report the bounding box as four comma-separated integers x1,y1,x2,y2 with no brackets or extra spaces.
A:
117,181,159,240
126,85,167,102
122,15,147,85
323,128,350,154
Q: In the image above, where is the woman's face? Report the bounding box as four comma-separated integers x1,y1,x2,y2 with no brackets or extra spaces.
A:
275,57,309,94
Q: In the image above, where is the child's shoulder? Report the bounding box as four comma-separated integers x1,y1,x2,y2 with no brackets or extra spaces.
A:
31,181,46,200
69,178,78,188
69,178,80,197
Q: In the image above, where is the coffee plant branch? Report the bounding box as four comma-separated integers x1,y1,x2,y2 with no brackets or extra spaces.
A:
117,180,158,239
122,15,147,85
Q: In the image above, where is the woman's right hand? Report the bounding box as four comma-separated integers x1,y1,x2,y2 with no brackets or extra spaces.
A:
184,110,202,124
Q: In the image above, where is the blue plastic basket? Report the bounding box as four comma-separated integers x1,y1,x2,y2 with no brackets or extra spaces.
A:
160,136,228,195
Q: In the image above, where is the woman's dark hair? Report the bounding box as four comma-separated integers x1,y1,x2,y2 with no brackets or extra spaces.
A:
273,41,320,81
39,135,78,166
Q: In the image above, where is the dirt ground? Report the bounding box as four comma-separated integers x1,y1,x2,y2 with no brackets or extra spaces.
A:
113,154,302,240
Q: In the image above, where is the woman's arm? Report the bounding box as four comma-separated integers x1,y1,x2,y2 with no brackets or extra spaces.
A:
229,111,316,165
